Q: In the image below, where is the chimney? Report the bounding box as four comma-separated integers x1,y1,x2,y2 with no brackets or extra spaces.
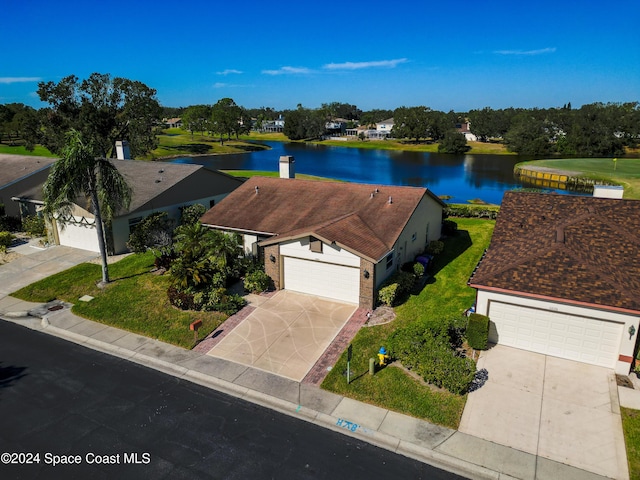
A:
115,140,131,160
279,155,295,179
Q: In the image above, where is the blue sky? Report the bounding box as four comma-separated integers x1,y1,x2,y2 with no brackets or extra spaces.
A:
2,0,639,112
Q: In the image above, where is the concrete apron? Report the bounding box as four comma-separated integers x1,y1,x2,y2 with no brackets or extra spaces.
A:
206,290,357,382
459,345,629,480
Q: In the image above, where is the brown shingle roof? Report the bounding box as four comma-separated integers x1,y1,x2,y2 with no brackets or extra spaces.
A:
200,177,442,261
469,191,640,312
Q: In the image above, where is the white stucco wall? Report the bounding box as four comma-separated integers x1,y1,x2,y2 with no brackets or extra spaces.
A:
375,194,443,287
476,289,640,375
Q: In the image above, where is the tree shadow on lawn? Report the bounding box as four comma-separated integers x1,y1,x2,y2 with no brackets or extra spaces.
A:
398,229,473,301
163,143,212,154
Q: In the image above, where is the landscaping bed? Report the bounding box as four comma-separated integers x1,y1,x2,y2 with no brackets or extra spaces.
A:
12,251,227,349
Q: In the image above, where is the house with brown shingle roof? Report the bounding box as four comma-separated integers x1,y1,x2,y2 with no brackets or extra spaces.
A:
200,159,445,308
469,191,640,375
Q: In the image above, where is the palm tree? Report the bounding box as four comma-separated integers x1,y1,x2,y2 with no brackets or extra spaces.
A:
43,129,131,285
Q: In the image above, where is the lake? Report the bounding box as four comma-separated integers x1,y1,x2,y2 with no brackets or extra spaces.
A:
170,141,565,205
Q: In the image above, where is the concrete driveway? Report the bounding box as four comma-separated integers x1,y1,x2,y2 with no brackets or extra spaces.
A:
460,345,629,479
206,290,357,382
0,240,97,299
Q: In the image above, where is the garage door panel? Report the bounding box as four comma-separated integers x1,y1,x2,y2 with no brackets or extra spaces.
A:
283,257,359,304
488,302,622,368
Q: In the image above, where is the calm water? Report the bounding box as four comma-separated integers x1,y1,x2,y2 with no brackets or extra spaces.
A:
171,141,562,204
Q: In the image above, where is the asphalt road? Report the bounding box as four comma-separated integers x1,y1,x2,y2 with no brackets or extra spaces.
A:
0,321,466,480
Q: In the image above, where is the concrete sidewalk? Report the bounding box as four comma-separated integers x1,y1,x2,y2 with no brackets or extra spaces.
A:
0,297,615,480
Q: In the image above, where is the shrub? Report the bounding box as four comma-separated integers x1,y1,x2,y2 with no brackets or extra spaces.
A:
467,313,490,350
426,240,444,255
0,231,14,252
378,271,417,306
127,212,174,254
244,269,270,293
21,215,46,237
413,262,424,278
378,283,399,306
168,285,246,315
180,203,206,225
0,216,22,232
388,317,476,395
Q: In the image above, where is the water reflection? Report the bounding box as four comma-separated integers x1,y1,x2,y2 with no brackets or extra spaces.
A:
170,141,567,204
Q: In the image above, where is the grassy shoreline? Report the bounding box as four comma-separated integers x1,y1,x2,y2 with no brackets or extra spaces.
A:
516,157,640,199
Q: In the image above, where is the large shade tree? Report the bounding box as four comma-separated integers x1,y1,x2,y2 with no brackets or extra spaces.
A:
34,73,162,158
43,130,131,285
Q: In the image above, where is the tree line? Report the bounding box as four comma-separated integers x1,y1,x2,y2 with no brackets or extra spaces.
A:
1,73,638,157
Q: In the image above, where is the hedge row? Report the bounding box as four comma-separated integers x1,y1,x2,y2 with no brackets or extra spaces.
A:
444,204,500,219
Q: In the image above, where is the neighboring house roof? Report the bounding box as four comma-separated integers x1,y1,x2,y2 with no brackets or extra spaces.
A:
469,191,640,313
0,154,56,189
10,158,244,217
111,160,244,216
200,177,444,262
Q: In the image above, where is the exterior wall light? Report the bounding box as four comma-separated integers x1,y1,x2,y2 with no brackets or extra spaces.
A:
363,270,370,279
269,254,276,263
629,325,636,339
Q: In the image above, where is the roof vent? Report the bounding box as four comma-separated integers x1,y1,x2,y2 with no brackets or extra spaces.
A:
375,188,379,193
159,169,164,173
370,192,374,199
155,179,161,183
255,186,259,194
388,196,393,204
555,227,565,243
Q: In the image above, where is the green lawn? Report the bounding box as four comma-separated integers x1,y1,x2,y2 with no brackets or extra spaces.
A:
142,129,270,160
321,218,495,429
623,408,640,479
0,144,57,157
11,251,227,349
517,157,640,199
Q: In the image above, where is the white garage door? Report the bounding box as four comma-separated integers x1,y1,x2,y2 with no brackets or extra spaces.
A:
56,221,99,252
488,302,623,368
283,256,360,304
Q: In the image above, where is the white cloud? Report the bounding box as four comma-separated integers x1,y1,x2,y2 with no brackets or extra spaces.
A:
0,77,42,84
493,47,557,56
216,69,243,75
323,58,408,70
262,66,312,75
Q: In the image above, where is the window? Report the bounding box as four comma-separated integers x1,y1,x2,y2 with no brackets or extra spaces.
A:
386,252,393,270
309,237,322,253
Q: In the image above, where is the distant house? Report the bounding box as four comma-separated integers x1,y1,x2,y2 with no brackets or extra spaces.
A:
200,156,444,308
164,117,183,128
469,191,640,375
370,118,394,139
261,115,285,133
0,154,56,218
455,121,477,142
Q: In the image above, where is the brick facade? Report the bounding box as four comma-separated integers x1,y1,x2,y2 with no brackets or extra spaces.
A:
359,259,375,309
264,244,281,290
